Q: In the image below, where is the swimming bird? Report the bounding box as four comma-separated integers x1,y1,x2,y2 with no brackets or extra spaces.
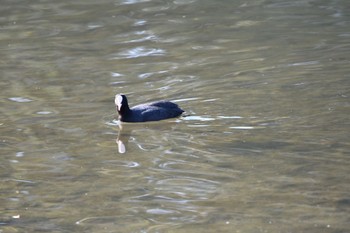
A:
115,94,184,122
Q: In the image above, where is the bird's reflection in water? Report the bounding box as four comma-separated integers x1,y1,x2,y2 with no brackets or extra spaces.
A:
115,120,182,154
116,137,126,154
115,123,129,154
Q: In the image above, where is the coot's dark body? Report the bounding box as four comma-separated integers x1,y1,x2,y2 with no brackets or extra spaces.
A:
115,94,184,122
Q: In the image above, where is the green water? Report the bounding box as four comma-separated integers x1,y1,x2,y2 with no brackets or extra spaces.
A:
1,0,349,232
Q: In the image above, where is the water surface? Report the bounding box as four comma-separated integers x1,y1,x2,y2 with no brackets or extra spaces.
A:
1,0,349,232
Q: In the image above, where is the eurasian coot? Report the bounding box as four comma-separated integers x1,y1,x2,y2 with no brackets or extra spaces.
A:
115,94,184,122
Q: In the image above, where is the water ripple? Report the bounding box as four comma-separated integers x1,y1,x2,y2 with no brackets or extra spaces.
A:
100,160,140,168
287,60,319,67
146,208,178,215
154,177,219,200
118,0,150,5
113,46,166,59
229,126,255,130
8,97,33,103
183,116,215,121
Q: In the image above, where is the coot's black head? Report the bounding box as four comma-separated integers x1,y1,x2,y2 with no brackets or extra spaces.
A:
115,94,130,114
